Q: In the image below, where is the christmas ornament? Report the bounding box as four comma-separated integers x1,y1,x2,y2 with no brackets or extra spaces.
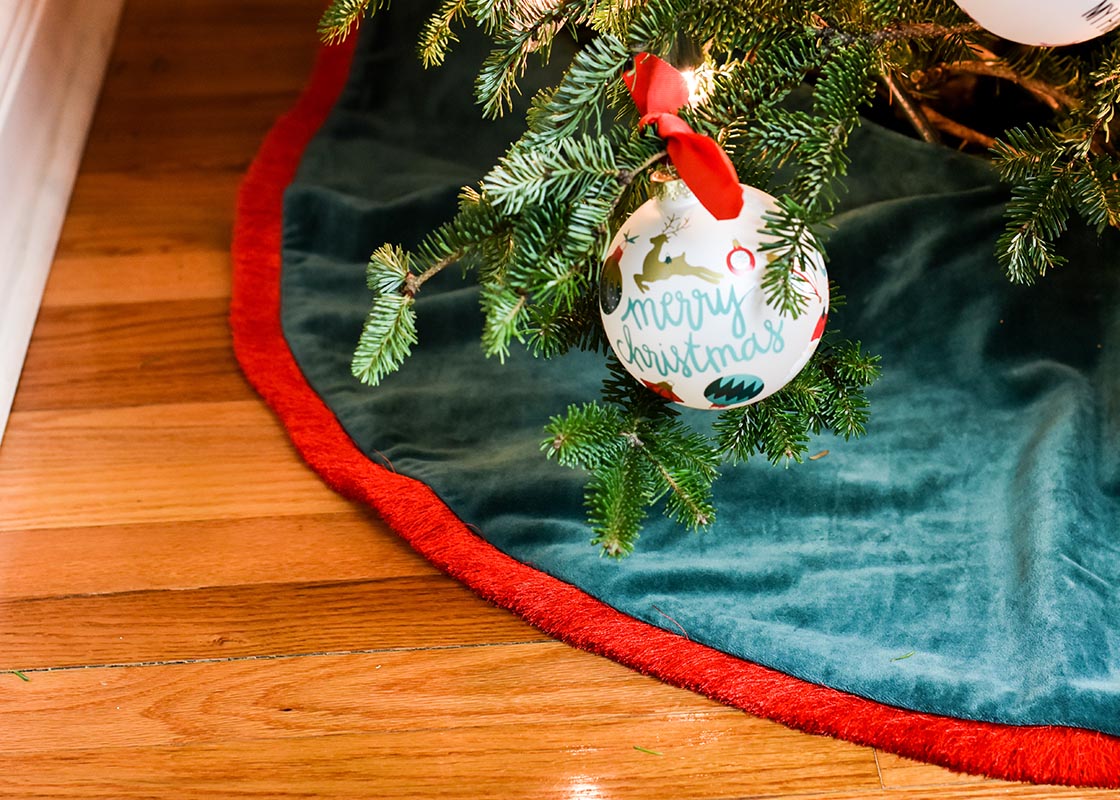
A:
952,0,1120,45
599,179,829,410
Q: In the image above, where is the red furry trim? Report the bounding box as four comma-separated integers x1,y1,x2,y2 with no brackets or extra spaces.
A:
230,38,1120,789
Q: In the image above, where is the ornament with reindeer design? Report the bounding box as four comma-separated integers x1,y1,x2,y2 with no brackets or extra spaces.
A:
634,214,724,292
599,177,829,410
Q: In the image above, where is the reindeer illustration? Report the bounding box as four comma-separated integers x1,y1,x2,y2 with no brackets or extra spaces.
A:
635,215,724,292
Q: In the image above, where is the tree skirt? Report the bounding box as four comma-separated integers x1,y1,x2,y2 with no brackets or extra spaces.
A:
231,6,1120,787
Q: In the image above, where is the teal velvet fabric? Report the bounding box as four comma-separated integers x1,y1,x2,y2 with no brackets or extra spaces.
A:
280,5,1120,735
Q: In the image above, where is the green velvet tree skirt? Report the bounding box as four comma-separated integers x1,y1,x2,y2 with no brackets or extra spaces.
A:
231,5,1120,787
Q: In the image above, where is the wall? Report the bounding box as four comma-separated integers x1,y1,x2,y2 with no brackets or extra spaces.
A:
0,0,123,445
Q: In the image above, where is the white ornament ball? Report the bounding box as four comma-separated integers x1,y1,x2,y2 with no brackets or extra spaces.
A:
599,180,828,410
952,0,1120,45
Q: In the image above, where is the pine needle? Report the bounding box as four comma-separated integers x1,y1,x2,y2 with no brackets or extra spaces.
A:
318,0,386,44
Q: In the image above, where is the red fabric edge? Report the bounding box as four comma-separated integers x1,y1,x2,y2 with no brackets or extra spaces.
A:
229,39,1120,789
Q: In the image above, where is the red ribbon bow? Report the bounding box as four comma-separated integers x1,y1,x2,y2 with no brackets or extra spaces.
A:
624,53,743,221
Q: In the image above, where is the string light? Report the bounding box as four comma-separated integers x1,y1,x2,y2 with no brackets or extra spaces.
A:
679,66,711,105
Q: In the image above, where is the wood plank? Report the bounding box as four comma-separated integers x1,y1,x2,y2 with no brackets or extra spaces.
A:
82,92,305,175
103,37,320,102
0,644,756,753
55,171,242,257
42,251,231,307
869,752,1120,797
876,750,1005,788
11,298,250,412
0,576,547,671
0,512,434,602
102,2,324,103
0,401,355,531
0,716,881,800
115,0,323,28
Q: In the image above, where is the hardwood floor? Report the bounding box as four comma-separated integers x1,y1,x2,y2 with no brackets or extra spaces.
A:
0,2,1115,797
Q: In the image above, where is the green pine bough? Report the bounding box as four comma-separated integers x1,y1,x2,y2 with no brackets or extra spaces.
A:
322,0,1120,557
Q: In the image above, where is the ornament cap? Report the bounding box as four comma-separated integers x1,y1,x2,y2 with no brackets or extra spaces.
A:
650,171,704,212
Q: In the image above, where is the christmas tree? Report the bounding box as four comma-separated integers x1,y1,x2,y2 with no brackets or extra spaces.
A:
318,0,1120,556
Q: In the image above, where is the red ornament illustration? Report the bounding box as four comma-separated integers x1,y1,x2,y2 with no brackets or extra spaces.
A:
725,240,756,274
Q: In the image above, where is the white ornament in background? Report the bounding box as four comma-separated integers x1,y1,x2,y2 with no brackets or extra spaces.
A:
599,180,828,410
952,0,1120,45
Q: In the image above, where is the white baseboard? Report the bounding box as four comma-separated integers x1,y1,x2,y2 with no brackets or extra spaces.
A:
0,0,124,446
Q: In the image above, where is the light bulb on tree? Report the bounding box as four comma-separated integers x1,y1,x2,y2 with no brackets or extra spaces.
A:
679,68,710,105
953,0,1120,45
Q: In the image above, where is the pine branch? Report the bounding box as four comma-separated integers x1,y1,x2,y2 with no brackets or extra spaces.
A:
714,400,808,465
484,136,620,215
526,283,609,358
872,21,981,42
760,404,812,465
478,129,663,341
599,355,678,421
479,283,528,360
747,108,818,170
350,241,452,386
542,357,725,554
1072,156,1120,232
997,172,1072,283
863,0,904,27
1001,42,1085,94
1089,48,1120,113
711,403,759,465
523,35,632,146
571,415,719,554
419,0,468,67
542,402,626,469
697,33,819,130
643,422,719,529
824,338,883,390
991,125,1066,183
410,189,507,285
818,340,880,438
586,444,649,558
318,0,386,44
463,0,519,34
778,40,877,213
992,127,1079,282
473,0,593,119
1080,46,1120,155
757,196,826,319
625,0,694,54
648,459,716,529
823,382,872,440
714,336,880,464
